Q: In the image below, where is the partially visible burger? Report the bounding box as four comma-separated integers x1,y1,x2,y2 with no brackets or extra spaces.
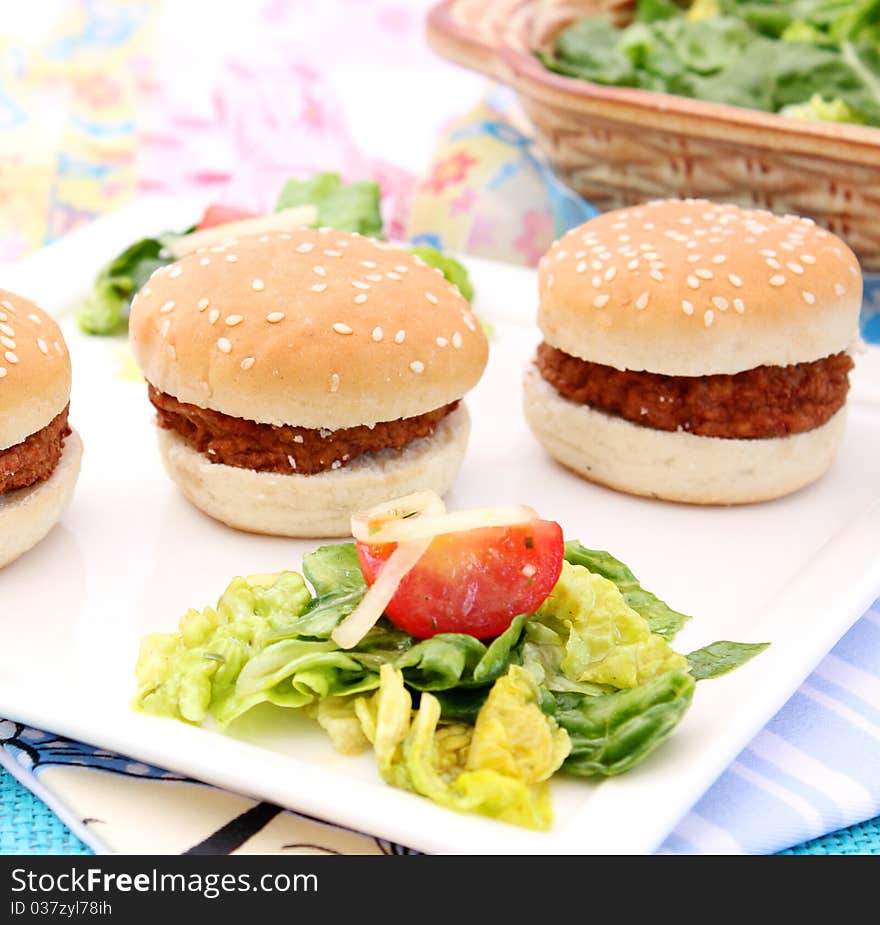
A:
129,229,488,536
0,290,82,567
524,200,862,504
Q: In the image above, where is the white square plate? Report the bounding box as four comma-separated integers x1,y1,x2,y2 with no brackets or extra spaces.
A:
2,197,880,854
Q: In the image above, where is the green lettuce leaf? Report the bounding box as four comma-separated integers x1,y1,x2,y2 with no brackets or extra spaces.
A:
563,541,690,639
407,245,475,301
550,669,696,777
76,235,178,335
527,561,687,691
686,640,770,681
358,664,569,829
133,571,312,724
275,172,383,237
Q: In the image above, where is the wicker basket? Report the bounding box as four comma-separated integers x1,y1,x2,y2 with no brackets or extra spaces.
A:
426,0,880,271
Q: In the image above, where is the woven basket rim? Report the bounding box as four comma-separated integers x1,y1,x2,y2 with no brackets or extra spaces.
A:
427,0,880,158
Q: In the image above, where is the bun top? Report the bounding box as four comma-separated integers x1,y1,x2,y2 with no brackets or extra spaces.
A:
0,290,71,450
538,199,863,376
130,229,488,429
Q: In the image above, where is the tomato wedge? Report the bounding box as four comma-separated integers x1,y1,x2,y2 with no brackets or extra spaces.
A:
356,519,564,640
196,203,257,231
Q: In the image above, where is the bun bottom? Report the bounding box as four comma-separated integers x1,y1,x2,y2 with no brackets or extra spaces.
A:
0,429,83,568
523,366,846,505
157,404,472,537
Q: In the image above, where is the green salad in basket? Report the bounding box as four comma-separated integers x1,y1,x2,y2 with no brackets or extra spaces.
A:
539,0,880,127
77,172,474,337
133,492,768,831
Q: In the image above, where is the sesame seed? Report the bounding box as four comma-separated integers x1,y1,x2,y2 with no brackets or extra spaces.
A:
336,240,349,248
5,351,18,364
766,257,781,270
330,373,340,392
365,273,383,282
313,265,327,277
704,310,715,327
409,360,425,374
354,293,368,304
225,315,244,326
386,272,402,281
835,283,846,295
0,368,5,378
372,326,383,342
425,292,439,305
759,249,776,257
695,268,713,280
209,309,220,324
169,266,183,278
436,336,449,347
225,254,238,263
395,330,406,344
0,337,14,350
167,345,176,359
627,259,640,270
687,275,700,289
728,274,743,287
780,242,795,251
712,254,727,264
394,265,409,273
217,338,232,353
712,296,729,311
323,249,342,257
604,266,617,282
28,313,41,325
801,254,816,264
160,300,175,314
266,312,285,323
802,291,816,305
787,262,804,275
682,300,694,315
687,254,701,263
37,338,48,354
0,323,14,337
592,276,602,288
593,294,610,308
252,278,265,291
592,260,603,270
650,269,664,282
259,235,270,242
360,260,377,268
769,275,786,287
576,261,587,274
296,242,315,253
635,291,650,310
733,298,745,313
547,273,555,289
311,283,328,292
198,297,210,311
0,300,13,311
452,331,463,349
159,319,171,338
352,281,370,290
463,314,477,331
333,322,353,335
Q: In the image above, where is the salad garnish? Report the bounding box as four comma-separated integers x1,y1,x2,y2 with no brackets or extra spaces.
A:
77,172,475,336
134,491,768,830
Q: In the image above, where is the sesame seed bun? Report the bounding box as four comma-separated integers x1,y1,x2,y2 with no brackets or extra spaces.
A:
129,230,488,429
157,405,471,537
0,429,83,567
523,367,844,505
0,290,72,449
538,199,863,376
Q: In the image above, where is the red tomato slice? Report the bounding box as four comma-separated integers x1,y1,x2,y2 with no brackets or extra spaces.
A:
356,519,564,640
196,204,257,231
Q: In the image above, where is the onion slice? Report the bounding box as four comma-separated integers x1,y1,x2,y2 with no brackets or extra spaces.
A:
169,205,319,258
331,491,446,650
351,504,538,546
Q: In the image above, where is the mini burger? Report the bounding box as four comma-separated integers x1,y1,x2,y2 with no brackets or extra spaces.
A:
0,290,82,567
523,200,862,504
128,229,488,536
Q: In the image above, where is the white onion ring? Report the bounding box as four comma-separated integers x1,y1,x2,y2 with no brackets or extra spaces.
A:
351,504,537,546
